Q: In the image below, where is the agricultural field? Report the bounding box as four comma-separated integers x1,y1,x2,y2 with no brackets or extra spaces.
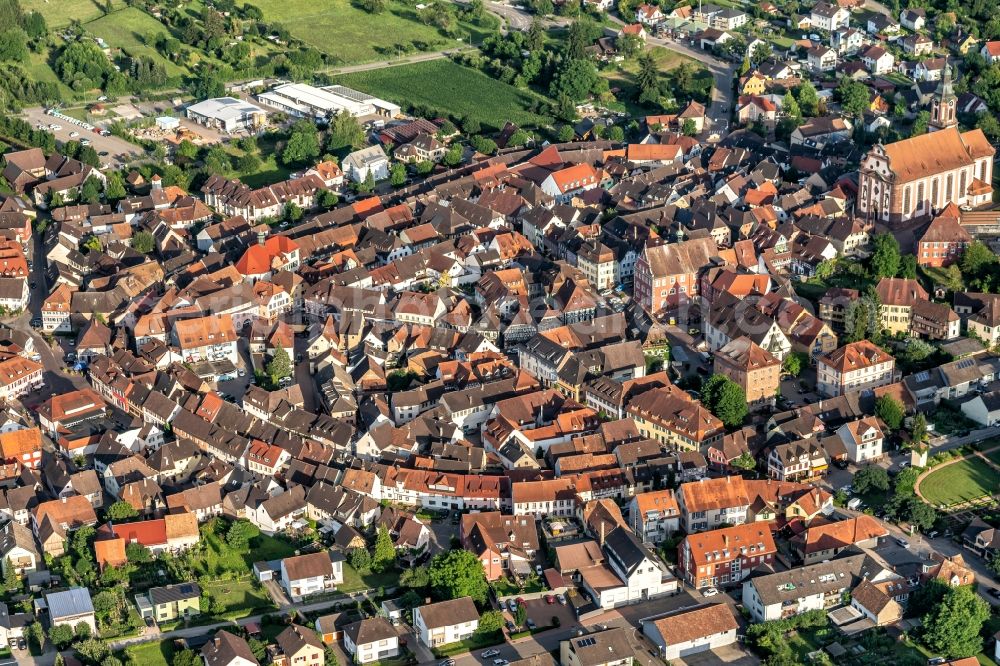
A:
335,59,555,130
240,0,499,65
86,7,188,77
919,456,998,508
22,0,124,27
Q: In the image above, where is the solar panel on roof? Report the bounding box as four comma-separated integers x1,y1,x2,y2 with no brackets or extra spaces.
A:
577,637,597,647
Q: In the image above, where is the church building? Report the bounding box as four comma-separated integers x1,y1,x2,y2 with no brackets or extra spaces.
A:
857,64,994,225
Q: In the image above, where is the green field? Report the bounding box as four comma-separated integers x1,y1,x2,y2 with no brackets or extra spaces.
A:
919,457,999,507
241,0,498,65
22,0,125,27
335,59,554,129
340,562,403,594
86,7,187,77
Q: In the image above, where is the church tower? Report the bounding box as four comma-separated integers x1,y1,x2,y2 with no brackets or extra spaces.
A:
928,60,957,132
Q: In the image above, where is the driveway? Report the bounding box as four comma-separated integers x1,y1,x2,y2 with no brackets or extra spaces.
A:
675,645,760,665
263,579,292,607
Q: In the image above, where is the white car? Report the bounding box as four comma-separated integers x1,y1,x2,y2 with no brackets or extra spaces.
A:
49,124,62,131
702,587,719,597
69,131,79,138
535,565,544,576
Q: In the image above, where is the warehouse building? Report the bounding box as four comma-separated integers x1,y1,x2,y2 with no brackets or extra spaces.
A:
185,97,267,133
257,83,400,120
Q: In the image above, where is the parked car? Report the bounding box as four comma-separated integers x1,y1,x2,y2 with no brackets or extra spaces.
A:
507,599,518,613
988,587,1000,599
493,660,509,666
702,587,719,597
556,593,566,605
895,537,910,548
535,565,544,576
545,595,555,604
482,650,501,658
525,620,535,630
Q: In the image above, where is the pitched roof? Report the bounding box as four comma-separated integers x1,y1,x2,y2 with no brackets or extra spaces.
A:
648,603,738,646
202,630,260,666
642,237,718,278
819,340,893,374
881,127,995,181
416,596,480,629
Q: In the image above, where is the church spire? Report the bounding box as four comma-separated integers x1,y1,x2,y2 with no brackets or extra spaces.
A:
928,58,957,132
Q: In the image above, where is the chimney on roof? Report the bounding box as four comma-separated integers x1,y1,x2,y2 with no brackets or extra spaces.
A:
257,230,266,246
151,174,162,191
61,496,67,503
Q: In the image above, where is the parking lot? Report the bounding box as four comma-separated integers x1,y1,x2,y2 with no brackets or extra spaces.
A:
22,106,144,168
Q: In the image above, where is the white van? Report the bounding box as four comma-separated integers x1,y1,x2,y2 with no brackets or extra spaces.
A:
847,497,863,511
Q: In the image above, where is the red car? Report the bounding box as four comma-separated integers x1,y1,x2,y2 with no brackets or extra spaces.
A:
545,595,556,604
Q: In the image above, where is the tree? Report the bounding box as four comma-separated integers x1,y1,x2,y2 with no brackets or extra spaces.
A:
324,645,340,666
730,452,757,472
327,111,366,152
2,558,18,593
82,235,102,254
428,549,488,604
350,547,372,573
699,375,746,427
399,564,430,589
904,497,937,531
389,162,407,187
361,0,386,13
478,609,503,635
317,189,339,209
870,233,901,278
173,650,199,666
796,81,820,117
226,520,259,549
74,621,91,639
76,638,111,664
557,124,575,142
373,525,396,572
910,110,931,137
81,175,102,204
442,144,463,167
898,253,917,279
281,121,320,166
782,351,808,377
48,624,73,648
470,135,498,155
911,413,928,446
105,500,138,521
852,464,890,494
285,202,303,223
782,91,802,121
714,381,748,428
836,78,869,119
681,118,697,136
514,603,527,626
961,240,997,277
923,585,990,658
105,171,126,201
130,229,156,254
636,51,660,106
507,128,531,148
875,394,904,431
176,139,198,162
126,542,152,563
0,28,29,63
266,346,293,382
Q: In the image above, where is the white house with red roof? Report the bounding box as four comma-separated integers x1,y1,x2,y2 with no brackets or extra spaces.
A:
982,41,1000,64
540,163,602,204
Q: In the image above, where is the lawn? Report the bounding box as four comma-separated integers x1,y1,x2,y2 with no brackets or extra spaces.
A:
22,0,125,27
86,7,188,77
239,0,498,65
919,457,998,508
202,579,275,619
600,46,710,117
432,631,503,657
122,639,175,666
340,562,403,594
191,524,299,577
334,59,554,130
